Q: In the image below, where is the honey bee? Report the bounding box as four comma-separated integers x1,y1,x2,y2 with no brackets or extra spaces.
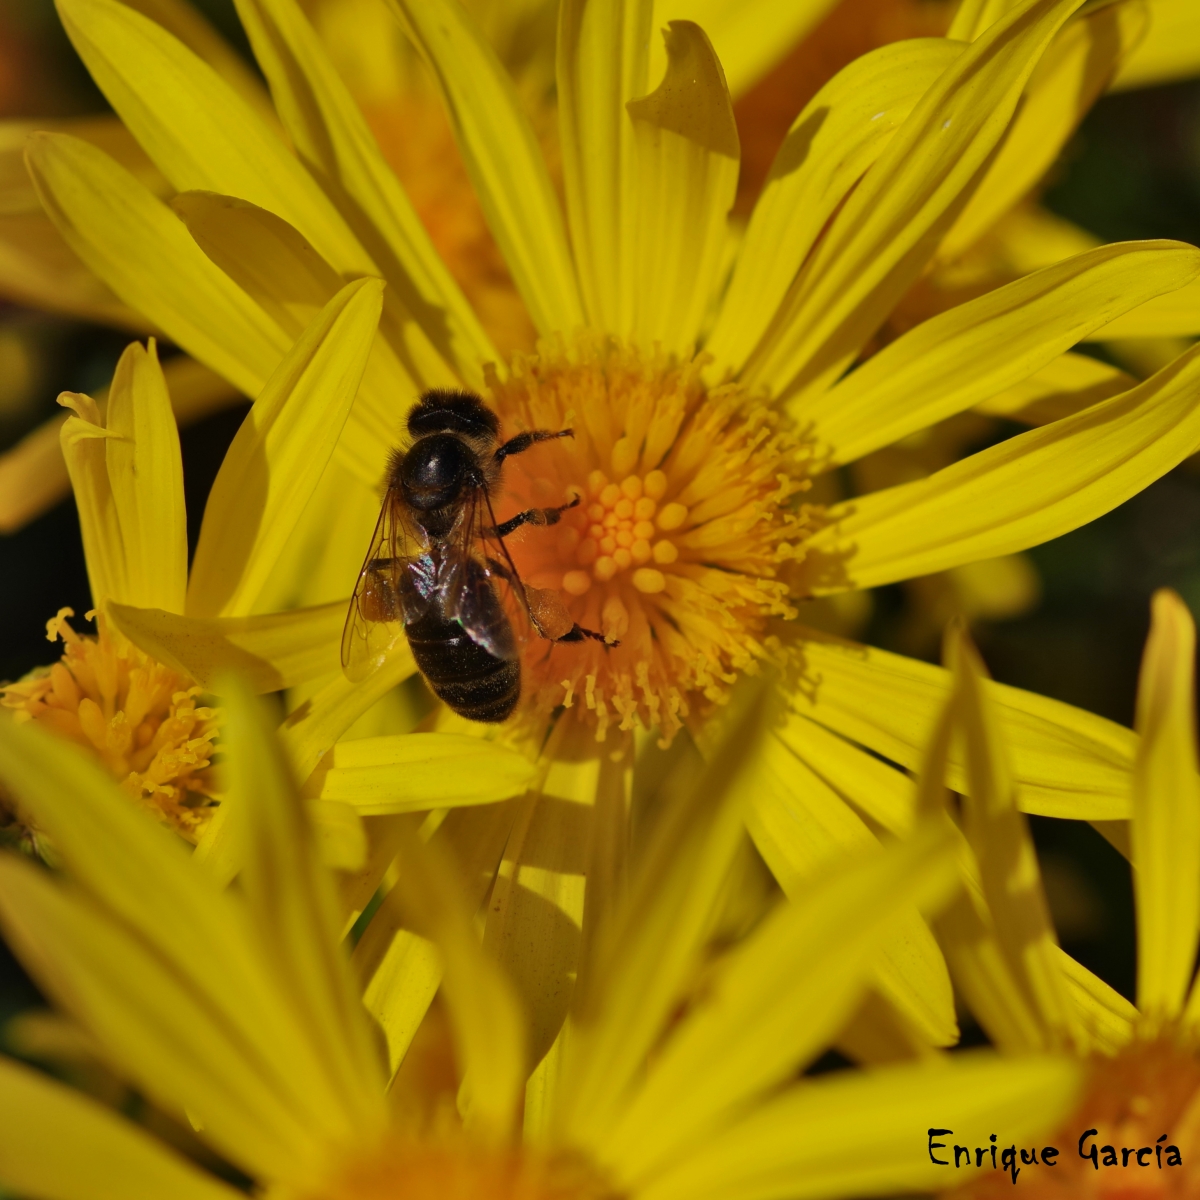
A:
341,389,609,722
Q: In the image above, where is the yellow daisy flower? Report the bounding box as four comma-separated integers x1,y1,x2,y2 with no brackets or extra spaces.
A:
9,0,1200,1082
0,279,389,841
0,675,1082,1200
911,591,1200,1195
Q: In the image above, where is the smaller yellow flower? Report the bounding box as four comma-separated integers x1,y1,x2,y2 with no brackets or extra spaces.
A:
0,277,386,843
2,607,218,838
920,591,1200,1196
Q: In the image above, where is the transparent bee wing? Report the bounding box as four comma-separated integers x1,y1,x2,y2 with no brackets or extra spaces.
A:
341,492,429,681
439,487,521,661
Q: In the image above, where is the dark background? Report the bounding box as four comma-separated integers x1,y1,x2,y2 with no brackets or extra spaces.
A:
2,0,1198,1035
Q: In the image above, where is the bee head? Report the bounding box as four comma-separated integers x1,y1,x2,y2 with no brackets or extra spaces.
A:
407,389,499,440
399,433,475,510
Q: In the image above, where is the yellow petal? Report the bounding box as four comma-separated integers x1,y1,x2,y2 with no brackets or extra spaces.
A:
785,630,1137,819
949,0,1011,40
0,209,144,328
801,343,1200,592
58,389,124,609
173,190,346,340
0,408,70,535
384,0,583,333
1053,945,1136,1053
0,1055,242,1200
57,0,373,276
633,1051,1081,1200
798,240,1200,467
121,0,279,122
0,355,241,536
0,852,316,1179
0,116,160,326
104,339,188,612
558,0,652,331
650,0,838,98
1,113,167,215
947,627,1078,1047
913,673,1053,1054
109,600,344,691
938,1,1148,262
483,722,597,1075
742,0,1089,404
741,724,958,1049
302,732,538,812
772,711,916,835
356,923,442,1078
280,645,418,782
527,743,633,1135
187,277,383,618
231,0,496,380
0,719,346,1163
1093,275,1200,337
595,820,958,1180
942,852,1056,1053
354,803,514,1075
26,132,290,396
220,678,388,1133
1111,0,1200,89
985,202,1103,274
557,685,768,1145
626,21,738,354
307,798,368,872
389,822,527,1138
707,38,962,375
1131,590,1200,1022
975,350,1136,425
171,190,416,486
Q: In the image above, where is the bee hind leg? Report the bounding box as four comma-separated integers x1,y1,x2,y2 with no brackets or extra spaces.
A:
485,555,619,649
555,624,616,648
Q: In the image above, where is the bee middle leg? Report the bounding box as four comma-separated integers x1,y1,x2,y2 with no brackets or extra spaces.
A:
489,494,581,539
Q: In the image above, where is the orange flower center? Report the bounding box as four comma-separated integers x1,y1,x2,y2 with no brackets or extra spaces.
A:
943,1035,1200,1197
487,333,814,742
0,608,219,842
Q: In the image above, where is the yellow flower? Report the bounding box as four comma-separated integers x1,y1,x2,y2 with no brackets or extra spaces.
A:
0,277,387,840
9,0,1200,1082
0,676,1082,1200
910,591,1200,1196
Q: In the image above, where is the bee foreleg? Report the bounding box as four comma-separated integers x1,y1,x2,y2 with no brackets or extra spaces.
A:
494,426,574,464
489,494,581,539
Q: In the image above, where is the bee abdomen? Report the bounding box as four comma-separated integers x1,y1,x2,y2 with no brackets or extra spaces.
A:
406,611,520,723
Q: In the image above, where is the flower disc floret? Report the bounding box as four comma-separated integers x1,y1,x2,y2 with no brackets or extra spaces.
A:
487,333,814,741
